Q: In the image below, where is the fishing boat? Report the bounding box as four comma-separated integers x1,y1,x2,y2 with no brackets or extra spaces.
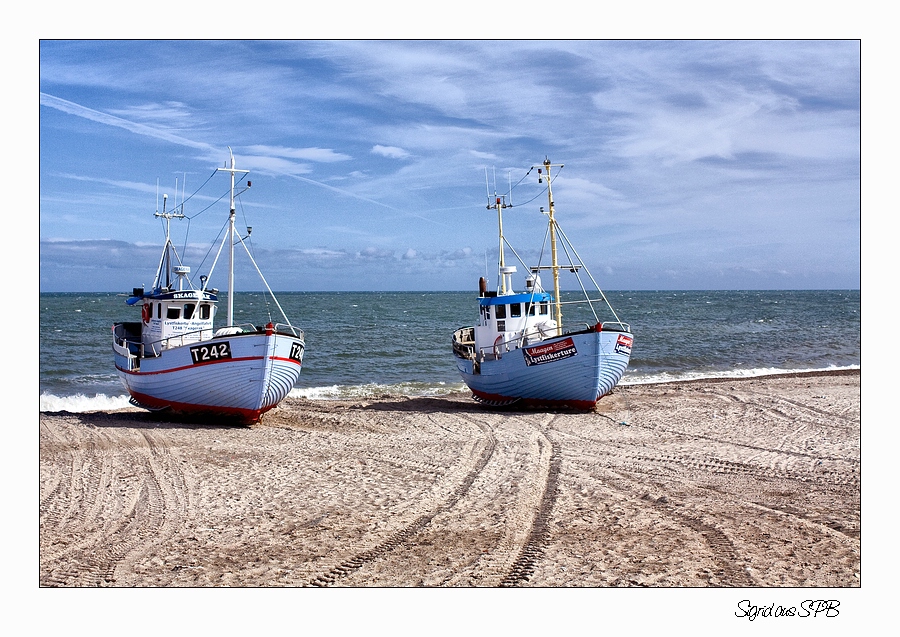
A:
452,158,633,409
112,150,305,423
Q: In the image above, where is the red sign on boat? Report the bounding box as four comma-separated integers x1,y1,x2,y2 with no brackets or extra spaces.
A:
524,337,578,366
615,334,633,355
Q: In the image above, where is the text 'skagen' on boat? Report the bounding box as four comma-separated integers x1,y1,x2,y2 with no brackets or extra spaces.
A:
112,149,305,423
452,158,633,409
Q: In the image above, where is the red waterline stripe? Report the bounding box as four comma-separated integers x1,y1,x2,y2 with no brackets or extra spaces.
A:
117,354,301,377
128,390,265,422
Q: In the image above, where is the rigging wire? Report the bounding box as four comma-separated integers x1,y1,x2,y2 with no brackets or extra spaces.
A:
234,190,274,321
555,222,623,324
555,225,599,324
180,169,220,219
194,216,230,281
502,164,563,208
488,166,552,209
174,170,254,280
500,163,561,279
500,162,625,327
155,168,226,274
501,166,535,199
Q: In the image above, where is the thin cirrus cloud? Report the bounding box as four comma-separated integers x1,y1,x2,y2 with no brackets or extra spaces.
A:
40,93,212,152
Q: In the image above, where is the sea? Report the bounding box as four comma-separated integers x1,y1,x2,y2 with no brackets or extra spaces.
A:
38,290,860,413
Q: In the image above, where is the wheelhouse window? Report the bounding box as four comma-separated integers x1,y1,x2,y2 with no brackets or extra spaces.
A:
199,304,211,320
497,320,506,332
183,303,196,319
495,304,507,319
166,306,181,319
539,302,549,315
510,303,522,317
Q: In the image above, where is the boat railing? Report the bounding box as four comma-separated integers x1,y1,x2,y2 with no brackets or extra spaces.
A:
273,323,305,339
112,322,145,358
214,322,304,339
452,327,476,359
114,321,305,360
477,333,518,360
559,321,632,336
600,321,631,333
455,320,630,362
453,328,523,361
482,321,634,358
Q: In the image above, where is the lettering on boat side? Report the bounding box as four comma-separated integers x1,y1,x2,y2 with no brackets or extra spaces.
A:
189,342,232,364
289,342,303,362
615,334,633,355
524,337,577,366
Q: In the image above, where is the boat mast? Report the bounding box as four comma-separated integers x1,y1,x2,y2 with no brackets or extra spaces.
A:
217,148,249,327
541,158,564,335
153,192,184,291
487,191,511,295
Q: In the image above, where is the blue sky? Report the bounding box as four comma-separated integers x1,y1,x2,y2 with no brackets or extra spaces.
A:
39,39,860,292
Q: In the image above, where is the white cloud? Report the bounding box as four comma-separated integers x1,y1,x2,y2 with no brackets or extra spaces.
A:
372,145,411,159
107,101,196,128
243,145,352,162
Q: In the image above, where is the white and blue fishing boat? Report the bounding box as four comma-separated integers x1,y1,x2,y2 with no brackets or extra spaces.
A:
112,150,304,423
452,159,633,409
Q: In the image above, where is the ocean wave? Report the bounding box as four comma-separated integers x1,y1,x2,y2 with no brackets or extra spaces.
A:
40,392,133,413
621,364,860,386
39,384,469,413
290,381,469,400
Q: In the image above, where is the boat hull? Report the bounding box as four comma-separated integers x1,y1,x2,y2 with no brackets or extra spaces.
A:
454,328,632,409
114,328,304,423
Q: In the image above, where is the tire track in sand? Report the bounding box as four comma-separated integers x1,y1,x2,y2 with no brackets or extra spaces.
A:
603,471,754,587
40,418,191,586
309,417,497,586
499,423,561,586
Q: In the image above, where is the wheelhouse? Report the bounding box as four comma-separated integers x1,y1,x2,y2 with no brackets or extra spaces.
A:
136,287,219,354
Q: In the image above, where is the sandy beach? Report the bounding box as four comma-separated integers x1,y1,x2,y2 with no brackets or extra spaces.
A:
39,370,859,588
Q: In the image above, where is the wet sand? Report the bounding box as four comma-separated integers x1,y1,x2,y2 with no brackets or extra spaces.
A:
39,370,859,588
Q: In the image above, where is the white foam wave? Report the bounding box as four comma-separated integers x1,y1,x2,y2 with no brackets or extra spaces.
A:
620,364,860,386
290,381,468,400
40,392,133,413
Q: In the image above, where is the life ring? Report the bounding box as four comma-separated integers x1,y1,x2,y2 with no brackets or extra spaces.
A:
142,303,151,324
493,335,503,359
